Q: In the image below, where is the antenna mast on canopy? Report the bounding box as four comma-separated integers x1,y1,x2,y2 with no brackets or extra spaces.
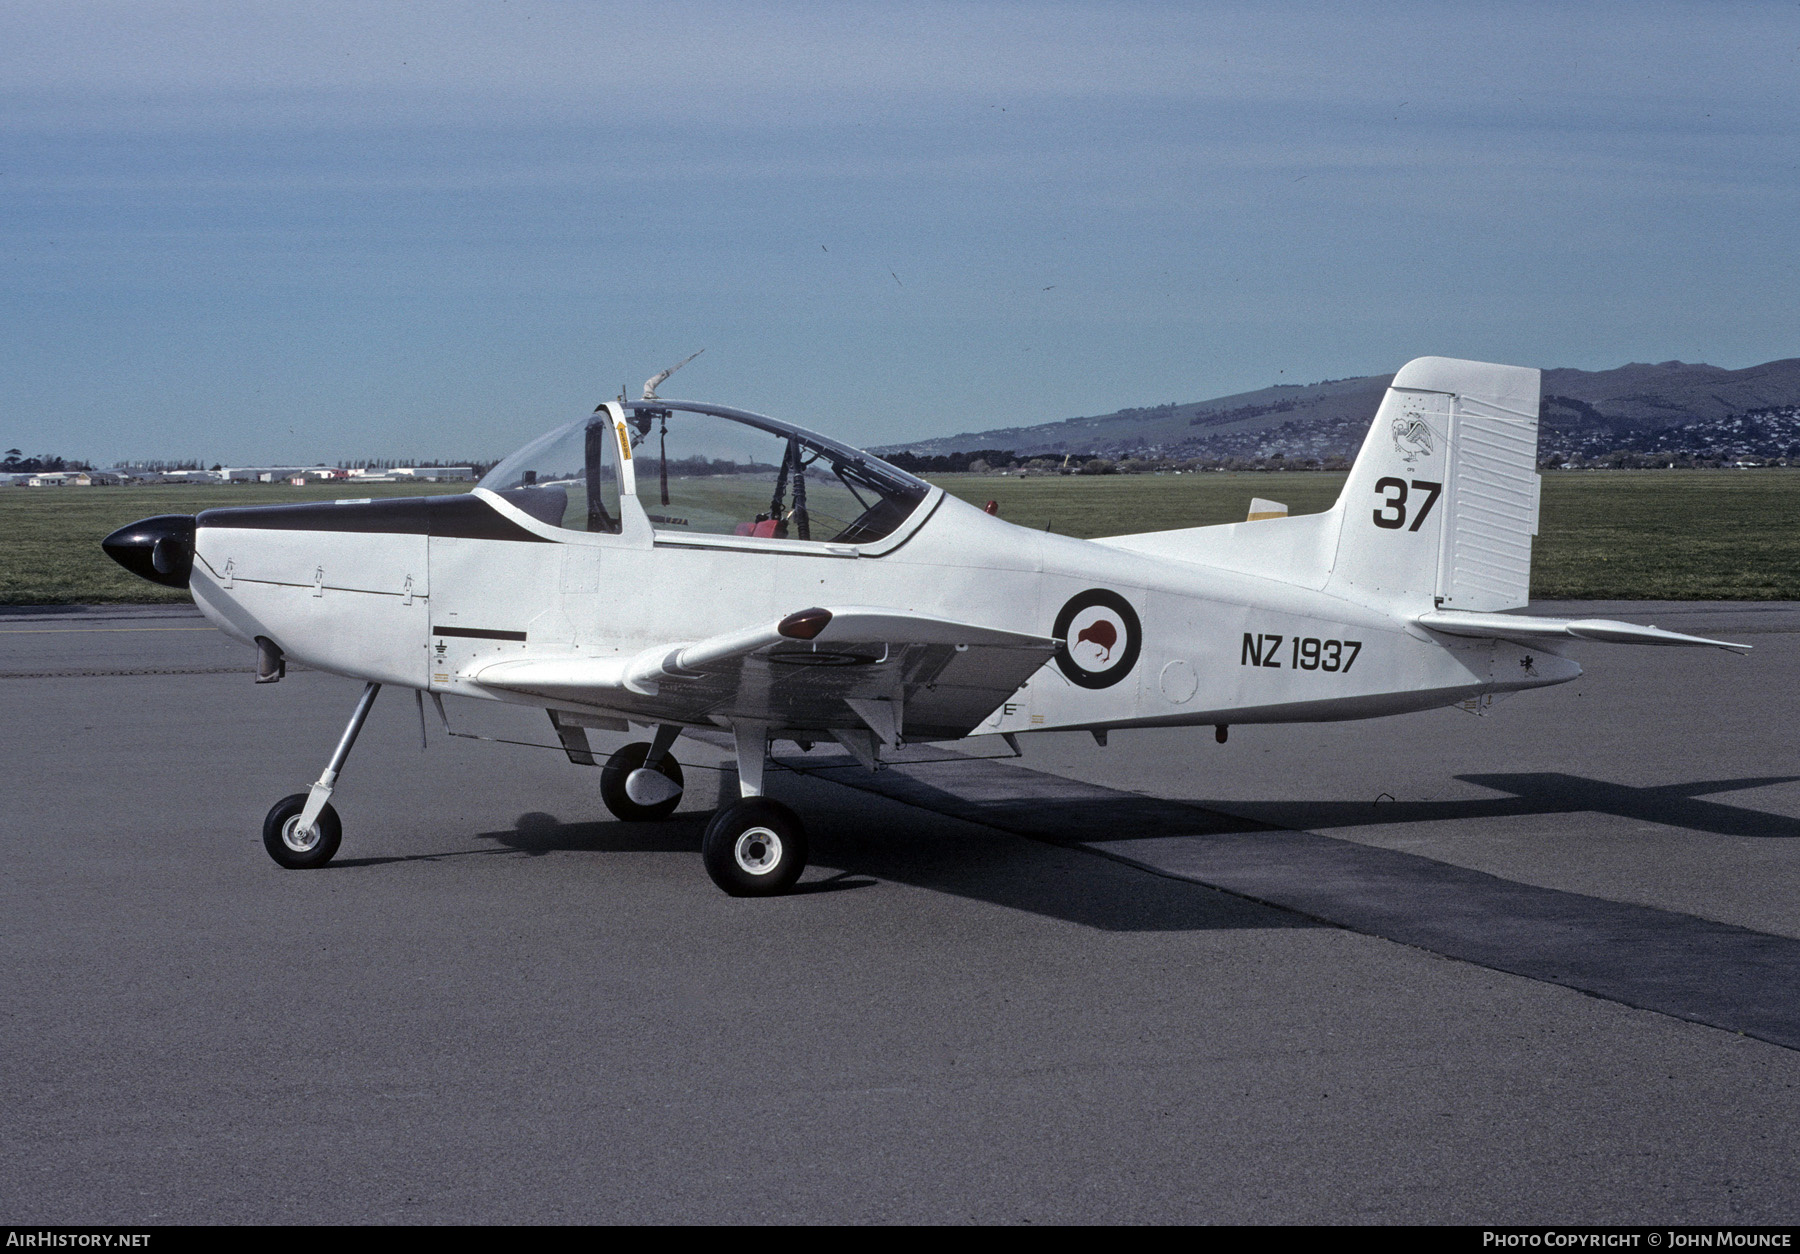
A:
642,349,705,401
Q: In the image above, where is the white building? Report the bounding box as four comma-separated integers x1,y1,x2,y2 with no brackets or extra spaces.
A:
347,466,474,482
22,472,109,487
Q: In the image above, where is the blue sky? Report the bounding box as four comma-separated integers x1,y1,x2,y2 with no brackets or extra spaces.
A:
2,1,1797,465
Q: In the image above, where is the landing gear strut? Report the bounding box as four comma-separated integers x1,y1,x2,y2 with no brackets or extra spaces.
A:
262,681,379,870
701,720,808,896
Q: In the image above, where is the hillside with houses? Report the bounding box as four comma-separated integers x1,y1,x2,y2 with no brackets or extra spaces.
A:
877,358,1800,473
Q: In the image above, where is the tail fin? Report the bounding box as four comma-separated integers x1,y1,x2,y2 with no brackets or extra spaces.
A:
1326,357,1540,611
1093,356,1541,609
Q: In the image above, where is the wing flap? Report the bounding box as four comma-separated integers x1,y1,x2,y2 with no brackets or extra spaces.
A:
469,606,1057,738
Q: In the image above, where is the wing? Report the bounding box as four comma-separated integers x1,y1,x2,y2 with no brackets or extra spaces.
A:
469,606,1056,743
1416,609,1748,652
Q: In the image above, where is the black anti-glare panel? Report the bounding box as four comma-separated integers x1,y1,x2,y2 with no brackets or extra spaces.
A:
197,494,551,543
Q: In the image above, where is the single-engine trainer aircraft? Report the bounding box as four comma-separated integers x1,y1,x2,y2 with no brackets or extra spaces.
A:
104,356,1745,895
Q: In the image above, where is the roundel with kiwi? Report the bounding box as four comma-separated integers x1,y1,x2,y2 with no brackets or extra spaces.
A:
1052,589,1143,690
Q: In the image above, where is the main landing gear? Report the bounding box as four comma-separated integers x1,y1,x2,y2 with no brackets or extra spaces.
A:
701,721,807,897
599,724,686,822
599,719,808,897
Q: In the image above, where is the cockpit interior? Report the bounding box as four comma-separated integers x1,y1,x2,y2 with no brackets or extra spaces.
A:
478,402,931,547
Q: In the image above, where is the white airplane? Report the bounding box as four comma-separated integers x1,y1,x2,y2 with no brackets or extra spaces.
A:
103,356,1745,895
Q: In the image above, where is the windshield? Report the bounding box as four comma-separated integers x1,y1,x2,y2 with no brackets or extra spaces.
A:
481,402,930,546
477,414,622,533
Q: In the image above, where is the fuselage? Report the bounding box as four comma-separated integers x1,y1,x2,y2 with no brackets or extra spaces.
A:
182,477,1576,741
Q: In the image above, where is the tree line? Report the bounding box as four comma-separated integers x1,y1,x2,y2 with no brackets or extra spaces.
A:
2,449,93,473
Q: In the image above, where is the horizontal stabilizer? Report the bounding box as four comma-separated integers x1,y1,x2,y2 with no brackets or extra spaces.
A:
1415,610,1748,653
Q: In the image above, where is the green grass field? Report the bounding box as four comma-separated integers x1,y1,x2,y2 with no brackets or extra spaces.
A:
0,482,449,606
6,469,1800,604
932,469,1800,601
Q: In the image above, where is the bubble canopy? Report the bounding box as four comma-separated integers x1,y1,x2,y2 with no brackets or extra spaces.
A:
479,401,932,546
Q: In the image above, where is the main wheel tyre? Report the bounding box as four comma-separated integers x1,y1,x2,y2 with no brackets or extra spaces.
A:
262,793,342,869
701,798,808,897
600,742,686,821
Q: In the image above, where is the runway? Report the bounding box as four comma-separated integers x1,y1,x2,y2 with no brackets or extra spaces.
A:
4,601,1799,1223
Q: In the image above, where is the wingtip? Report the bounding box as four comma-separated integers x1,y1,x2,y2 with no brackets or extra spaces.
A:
1646,625,1751,653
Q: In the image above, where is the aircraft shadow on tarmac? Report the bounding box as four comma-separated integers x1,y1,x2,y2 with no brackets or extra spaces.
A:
322,768,1792,929
320,812,706,871
801,815,1315,932
359,804,1318,933
1195,773,1800,841
492,810,707,855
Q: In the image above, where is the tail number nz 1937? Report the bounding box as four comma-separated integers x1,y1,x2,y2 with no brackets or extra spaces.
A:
1241,634,1362,672
1372,478,1442,531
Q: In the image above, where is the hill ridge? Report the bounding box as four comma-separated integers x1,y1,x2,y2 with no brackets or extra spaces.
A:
877,358,1800,464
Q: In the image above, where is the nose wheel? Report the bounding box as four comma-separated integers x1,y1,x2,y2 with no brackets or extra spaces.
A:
263,793,342,869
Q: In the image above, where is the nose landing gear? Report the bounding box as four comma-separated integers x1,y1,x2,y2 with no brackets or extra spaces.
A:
260,680,379,870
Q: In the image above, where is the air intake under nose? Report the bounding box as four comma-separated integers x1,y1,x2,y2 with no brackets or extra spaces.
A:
101,514,196,588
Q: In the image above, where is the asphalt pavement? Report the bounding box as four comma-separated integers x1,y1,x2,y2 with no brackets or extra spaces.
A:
3,602,1799,1224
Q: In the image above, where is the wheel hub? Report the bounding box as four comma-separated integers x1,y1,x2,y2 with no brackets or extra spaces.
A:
734,826,782,875
282,815,322,853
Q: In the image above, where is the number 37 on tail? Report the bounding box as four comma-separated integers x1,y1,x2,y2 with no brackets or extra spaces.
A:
104,357,1745,895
